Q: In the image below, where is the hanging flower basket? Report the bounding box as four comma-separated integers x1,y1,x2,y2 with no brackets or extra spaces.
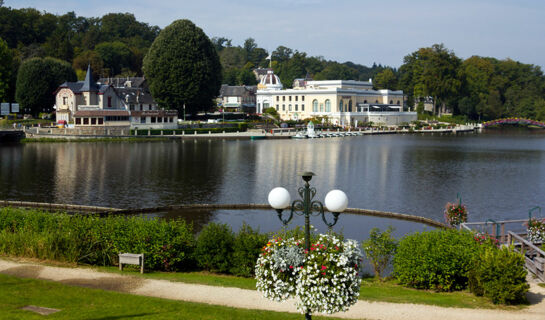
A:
526,218,545,243
444,202,468,227
255,233,362,315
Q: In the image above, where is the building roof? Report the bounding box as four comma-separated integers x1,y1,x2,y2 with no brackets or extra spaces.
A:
220,85,256,97
81,65,100,92
115,87,156,105
98,77,147,89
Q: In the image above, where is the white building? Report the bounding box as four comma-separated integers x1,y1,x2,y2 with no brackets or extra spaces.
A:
256,70,416,126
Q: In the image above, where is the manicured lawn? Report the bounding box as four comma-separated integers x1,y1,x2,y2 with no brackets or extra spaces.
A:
0,274,342,320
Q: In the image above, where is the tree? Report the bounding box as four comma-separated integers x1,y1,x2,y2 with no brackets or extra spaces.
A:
0,37,11,102
15,57,76,116
143,19,222,114
373,68,398,90
95,41,133,76
399,44,461,115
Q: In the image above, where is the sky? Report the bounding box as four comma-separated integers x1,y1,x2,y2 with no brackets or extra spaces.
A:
7,0,545,69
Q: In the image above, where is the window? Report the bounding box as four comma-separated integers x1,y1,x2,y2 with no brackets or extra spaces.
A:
397,100,400,105
282,104,285,111
295,96,298,102
349,100,352,112
75,118,81,125
289,96,292,101
91,118,96,125
83,118,89,125
312,100,318,112
276,104,279,111
320,103,324,112
63,97,67,105
276,96,279,101
130,104,134,111
302,96,305,101
151,117,156,123
302,104,305,111
390,100,393,104
140,104,143,110
169,117,173,123
108,96,112,108
141,117,146,124
295,104,298,111
375,100,378,103
289,104,292,111
325,99,331,112
98,118,104,125
339,100,343,112
364,100,367,103
282,96,285,101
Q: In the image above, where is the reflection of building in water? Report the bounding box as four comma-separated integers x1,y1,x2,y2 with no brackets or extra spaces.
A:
253,140,342,194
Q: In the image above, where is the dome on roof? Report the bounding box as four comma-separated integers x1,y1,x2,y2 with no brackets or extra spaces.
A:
259,70,282,91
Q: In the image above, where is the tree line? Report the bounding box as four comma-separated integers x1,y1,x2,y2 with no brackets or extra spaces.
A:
0,5,544,121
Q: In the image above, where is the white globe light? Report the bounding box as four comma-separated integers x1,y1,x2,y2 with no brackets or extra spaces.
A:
268,187,291,210
325,190,348,213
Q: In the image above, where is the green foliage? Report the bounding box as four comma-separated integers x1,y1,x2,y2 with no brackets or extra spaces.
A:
468,246,529,304
393,229,481,291
230,223,269,277
0,207,195,271
143,19,222,114
194,223,235,273
95,41,133,76
0,37,11,102
373,68,398,90
15,57,76,116
362,227,398,280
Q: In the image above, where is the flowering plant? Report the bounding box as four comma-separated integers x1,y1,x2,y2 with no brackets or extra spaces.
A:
473,232,499,247
526,218,545,243
255,233,363,315
444,202,468,227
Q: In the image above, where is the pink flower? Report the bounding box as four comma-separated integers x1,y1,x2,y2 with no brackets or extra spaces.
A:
321,265,327,270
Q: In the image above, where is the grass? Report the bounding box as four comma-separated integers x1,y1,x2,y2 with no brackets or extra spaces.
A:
539,283,545,288
0,274,343,320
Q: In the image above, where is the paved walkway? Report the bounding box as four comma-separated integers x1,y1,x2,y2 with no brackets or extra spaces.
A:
1,258,544,320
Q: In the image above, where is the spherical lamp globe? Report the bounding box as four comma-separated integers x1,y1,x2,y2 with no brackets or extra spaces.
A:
268,187,291,210
325,190,348,213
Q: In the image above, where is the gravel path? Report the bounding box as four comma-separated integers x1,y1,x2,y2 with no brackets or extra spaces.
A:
1,258,544,320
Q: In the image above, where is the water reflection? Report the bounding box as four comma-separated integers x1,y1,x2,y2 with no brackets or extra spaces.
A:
1,129,545,228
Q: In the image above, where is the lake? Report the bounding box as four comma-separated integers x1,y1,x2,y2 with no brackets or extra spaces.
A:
1,128,544,240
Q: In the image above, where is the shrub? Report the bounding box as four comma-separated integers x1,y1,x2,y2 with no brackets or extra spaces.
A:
362,226,398,280
230,223,269,277
393,229,480,291
0,207,195,271
468,246,529,304
194,223,234,273
526,217,545,243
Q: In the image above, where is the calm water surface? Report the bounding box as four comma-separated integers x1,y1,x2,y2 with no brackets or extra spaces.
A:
1,129,544,240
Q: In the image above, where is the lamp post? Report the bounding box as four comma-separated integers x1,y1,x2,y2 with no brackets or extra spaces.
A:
267,172,348,320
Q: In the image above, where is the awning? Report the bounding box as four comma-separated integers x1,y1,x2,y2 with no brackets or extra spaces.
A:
74,110,130,117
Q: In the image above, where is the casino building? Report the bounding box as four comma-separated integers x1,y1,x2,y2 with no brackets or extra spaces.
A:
256,69,416,126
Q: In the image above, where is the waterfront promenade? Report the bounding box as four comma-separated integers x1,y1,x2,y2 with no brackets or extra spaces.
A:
18,124,478,141
0,258,544,320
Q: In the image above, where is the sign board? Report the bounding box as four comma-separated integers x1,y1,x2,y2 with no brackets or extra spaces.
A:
11,103,19,113
1,103,9,116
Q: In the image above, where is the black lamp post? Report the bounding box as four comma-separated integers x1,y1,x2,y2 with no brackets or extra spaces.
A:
268,172,348,320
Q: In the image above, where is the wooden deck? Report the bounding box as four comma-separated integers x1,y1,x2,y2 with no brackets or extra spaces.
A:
461,220,545,281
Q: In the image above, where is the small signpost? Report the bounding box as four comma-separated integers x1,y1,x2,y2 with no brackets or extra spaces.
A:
0,103,9,116
118,253,144,273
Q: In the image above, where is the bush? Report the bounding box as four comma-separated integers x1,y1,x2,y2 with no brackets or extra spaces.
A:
230,223,269,277
194,223,234,273
393,229,481,291
0,208,195,271
362,226,397,280
468,246,529,304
